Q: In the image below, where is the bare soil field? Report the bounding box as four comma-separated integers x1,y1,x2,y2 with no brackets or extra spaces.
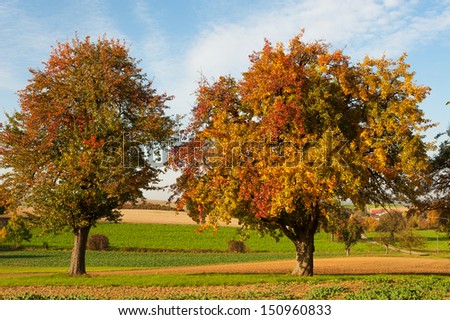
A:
0,282,361,300
90,256,450,276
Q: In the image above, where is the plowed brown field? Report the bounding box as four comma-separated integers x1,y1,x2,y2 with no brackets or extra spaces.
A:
90,256,450,276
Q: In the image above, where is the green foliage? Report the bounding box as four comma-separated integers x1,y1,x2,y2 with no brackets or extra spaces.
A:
305,285,348,299
376,211,407,241
10,293,95,300
346,276,449,300
375,232,394,254
426,126,450,235
367,229,450,253
121,202,180,211
4,215,32,248
328,210,364,256
397,230,426,254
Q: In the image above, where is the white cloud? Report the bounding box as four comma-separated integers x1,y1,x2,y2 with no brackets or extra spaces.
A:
169,0,450,118
183,0,450,74
0,0,126,120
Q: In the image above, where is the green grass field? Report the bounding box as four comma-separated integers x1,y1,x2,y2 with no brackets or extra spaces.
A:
366,229,450,253
20,222,390,253
0,250,294,270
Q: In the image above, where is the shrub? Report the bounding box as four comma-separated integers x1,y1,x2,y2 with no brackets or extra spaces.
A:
87,234,109,251
5,214,32,248
228,240,248,253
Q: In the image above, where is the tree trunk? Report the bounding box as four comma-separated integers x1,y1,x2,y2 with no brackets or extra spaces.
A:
291,228,315,276
346,247,350,256
69,226,91,275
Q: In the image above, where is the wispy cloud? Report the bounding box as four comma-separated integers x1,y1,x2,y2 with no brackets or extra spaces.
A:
183,0,450,83
0,0,124,116
0,1,55,90
131,0,173,89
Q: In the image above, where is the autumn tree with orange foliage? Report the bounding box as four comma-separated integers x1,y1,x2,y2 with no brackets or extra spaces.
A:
170,32,432,276
0,36,174,275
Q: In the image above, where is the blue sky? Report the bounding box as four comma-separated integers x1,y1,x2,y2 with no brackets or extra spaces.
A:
1,0,450,199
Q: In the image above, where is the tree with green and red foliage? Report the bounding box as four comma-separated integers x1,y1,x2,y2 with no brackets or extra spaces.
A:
426,126,450,235
0,35,174,275
336,212,365,256
169,31,433,276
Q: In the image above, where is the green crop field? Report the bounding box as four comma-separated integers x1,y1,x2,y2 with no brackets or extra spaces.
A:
19,222,388,254
0,250,294,270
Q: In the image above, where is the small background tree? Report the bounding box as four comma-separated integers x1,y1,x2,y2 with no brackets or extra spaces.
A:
3,214,32,248
334,212,365,256
376,211,406,242
425,126,450,235
375,232,394,254
397,230,426,254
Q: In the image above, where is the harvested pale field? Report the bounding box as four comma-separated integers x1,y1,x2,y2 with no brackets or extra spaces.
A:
118,209,198,225
118,209,241,226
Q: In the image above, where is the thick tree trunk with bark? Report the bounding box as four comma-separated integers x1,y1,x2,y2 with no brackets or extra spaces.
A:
69,226,91,275
291,226,316,276
274,202,321,277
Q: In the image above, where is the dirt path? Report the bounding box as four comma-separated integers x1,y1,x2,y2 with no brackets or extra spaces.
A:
91,256,450,276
